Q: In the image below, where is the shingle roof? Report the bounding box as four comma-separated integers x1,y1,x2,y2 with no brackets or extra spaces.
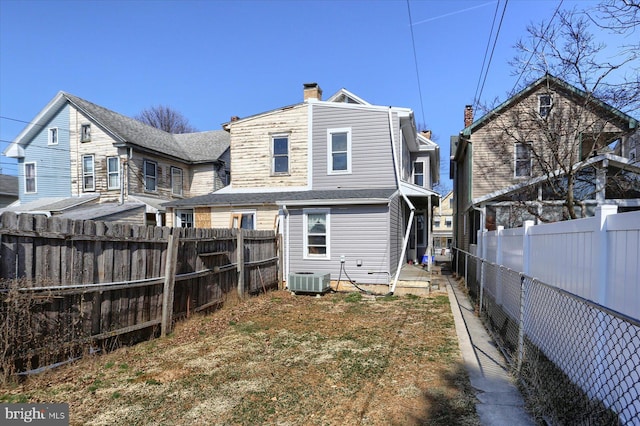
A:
0,175,18,196
163,188,398,208
63,93,229,163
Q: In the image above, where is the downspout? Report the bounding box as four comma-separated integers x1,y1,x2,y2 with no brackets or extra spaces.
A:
282,204,290,285
388,108,415,294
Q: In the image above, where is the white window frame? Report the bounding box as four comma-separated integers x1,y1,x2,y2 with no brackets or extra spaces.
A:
176,209,194,228
171,166,183,196
24,162,36,194
107,156,120,190
230,210,256,230
82,154,95,192
538,94,553,118
48,127,58,145
413,160,425,186
327,128,352,174
80,123,91,142
144,160,157,192
271,134,289,175
514,142,532,178
303,208,330,260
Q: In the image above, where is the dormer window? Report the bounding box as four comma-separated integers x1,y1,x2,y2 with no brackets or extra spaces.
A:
48,128,58,145
413,161,424,186
538,94,552,118
81,124,91,142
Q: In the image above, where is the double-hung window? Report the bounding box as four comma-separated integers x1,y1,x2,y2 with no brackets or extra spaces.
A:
413,161,424,186
81,124,91,142
327,129,351,174
144,160,157,192
107,157,120,190
82,154,95,191
48,128,58,145
304,209,330,259
171,167,183,196
538,94,552,118
24,163,36,193
272,135,289,174
515,143,532,177
230,212,256,230
177,209,194,228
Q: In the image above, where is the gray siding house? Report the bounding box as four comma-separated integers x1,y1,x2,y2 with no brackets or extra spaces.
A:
164,84,440,292
3,92,230,225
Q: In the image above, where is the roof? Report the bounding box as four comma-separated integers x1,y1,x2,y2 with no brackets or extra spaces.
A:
56,201,145,220
4,92,229,164
1,194,100,213
0,174,18,197
163,188,400,208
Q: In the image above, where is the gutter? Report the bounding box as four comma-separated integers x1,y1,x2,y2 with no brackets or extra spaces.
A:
388,108,415,294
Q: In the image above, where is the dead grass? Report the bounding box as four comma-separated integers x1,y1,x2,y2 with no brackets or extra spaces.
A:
0,290,479,425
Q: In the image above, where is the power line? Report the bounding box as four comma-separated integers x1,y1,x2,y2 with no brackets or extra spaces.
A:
473,0,502,107
406,0,427,127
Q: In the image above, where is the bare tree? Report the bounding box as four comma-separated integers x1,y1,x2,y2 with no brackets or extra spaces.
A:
476,3,640,224
135,105,198,134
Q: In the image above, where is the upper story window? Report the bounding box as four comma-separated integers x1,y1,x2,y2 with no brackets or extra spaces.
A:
272,135,289,174
144,160,157,192
327,129,351,174
445,217,452,228
304,209,330,259
171,167,183,196
434,218,441,228
82,154,95,191
538,94,553,118
48,128,58,145
24,163,36,193
81,124,91,142
515,142,532,177
107,156,120,190
413,161,424,186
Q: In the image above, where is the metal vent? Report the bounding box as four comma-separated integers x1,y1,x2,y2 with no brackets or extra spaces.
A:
288,272,331,294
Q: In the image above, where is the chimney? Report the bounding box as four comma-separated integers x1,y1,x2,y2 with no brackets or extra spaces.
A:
464,105,474,128
421,130,432,140
230,116,240,122
303,83,322,102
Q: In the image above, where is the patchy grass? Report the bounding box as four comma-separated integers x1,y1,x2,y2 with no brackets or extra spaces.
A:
0,290,479,425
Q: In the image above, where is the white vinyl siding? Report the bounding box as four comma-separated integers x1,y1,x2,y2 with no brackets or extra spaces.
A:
327,128,351,174
107,156,120,190
24,162,36,193
304,209,330,259
144,160,157,192
171,167,183,196
82,154,95,191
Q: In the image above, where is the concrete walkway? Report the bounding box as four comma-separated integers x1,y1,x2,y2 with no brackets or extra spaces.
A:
443,269,536,426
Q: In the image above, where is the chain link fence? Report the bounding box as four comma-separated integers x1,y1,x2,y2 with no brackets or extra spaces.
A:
452,248,640,425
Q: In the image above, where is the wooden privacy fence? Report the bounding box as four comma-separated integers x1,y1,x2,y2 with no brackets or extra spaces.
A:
0,212,280,376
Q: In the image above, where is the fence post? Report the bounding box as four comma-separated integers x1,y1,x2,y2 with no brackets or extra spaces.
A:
464,250,468,290
595,205,617,306
496,226,504,306
161,233,180,337
237,228,245,299
517,275,526,373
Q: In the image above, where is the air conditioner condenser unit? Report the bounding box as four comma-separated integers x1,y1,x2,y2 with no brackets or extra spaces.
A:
288,272,331,294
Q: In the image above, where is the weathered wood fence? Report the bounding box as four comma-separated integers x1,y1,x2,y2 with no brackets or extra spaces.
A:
0,212,280,376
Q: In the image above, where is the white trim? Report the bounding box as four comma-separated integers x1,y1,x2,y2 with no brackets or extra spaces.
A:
271,133,290,175
171,166,183,196
231,209,257,230
143,160,158,192
107,156,120,190
24,162,37,194
175,209,194,228
327,128,352,175
276,197,391,207
48,127,59,145
303,208,330,260
412,160,425,187
82,154,95,192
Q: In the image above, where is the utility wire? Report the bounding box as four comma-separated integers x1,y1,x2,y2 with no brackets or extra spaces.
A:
406,0,427,127
474,0,509,110
473,0,502,107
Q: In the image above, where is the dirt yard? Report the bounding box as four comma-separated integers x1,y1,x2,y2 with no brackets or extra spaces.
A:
0,289,479,425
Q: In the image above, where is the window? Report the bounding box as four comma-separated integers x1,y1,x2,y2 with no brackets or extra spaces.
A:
434,219,441,228
176,209,194,228
144,160,157,192
107,157,120,190
81,124,91,142
24,163,36,193
82,155,95,191
445,218,452,228
48,128,58,145
630,148,637,162
304,209,330,259
272,135,289,174
538,94,552,118
515,143,532,177
413,161,424,186
171,167,183,196
328,129,351,174
230,212,255,230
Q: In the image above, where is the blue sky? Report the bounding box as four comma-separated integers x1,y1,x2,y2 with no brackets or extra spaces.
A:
0,0,600,186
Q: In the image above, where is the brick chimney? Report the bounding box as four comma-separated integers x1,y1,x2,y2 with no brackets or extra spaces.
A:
464,105,474,128
303,83,322,102
421,130,432,140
